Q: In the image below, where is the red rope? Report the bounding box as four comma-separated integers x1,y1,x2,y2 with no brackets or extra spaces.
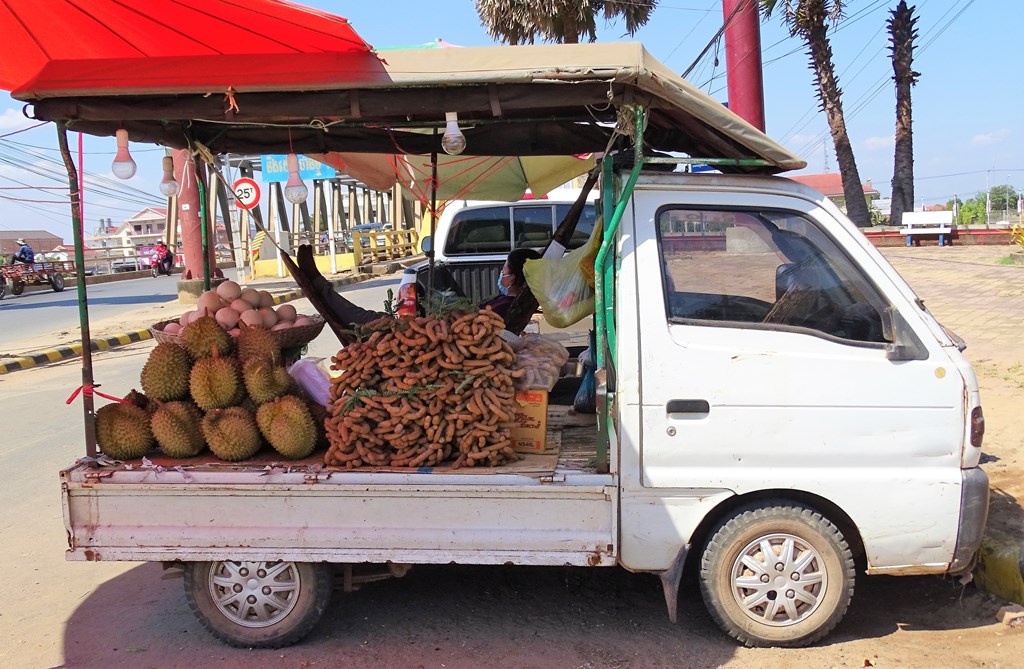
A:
66,384,127,406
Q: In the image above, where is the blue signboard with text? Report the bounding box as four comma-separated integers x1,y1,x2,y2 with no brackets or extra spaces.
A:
260,154,336,182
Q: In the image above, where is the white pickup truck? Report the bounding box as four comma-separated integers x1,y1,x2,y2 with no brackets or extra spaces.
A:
38,42,987,650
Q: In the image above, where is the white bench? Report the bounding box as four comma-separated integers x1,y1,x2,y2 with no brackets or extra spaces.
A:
899,211,954,247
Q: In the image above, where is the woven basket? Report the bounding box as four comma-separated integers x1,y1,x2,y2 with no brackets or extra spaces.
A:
150,314,326,349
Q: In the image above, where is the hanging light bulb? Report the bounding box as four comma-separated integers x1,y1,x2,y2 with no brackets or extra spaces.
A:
283,153,308,204
111,128,137,179
158,155,180,197
441,111,466,156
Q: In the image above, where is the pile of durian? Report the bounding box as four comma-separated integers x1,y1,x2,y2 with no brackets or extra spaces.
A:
95,315,325,463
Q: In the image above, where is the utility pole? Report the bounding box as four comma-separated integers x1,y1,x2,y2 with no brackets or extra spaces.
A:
722,0,766,131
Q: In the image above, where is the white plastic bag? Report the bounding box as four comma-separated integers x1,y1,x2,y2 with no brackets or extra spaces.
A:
523,219,603,328
287,357,332,407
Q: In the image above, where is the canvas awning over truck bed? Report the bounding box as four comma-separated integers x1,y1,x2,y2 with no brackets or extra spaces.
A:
19,42,805,174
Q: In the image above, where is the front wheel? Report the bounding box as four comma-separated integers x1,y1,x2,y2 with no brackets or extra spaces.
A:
699,504,855,648
184,560,333,648
11,280,24,296
50,273,65,292
0,278,6,300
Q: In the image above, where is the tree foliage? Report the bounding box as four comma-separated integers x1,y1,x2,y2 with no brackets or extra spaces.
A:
474,0,657,45
946,186,1020,225
761,0,871,227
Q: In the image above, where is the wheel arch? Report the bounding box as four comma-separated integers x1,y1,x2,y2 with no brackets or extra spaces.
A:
683,489,866,578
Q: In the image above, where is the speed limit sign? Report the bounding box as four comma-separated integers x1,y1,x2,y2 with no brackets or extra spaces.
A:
232,177,261,210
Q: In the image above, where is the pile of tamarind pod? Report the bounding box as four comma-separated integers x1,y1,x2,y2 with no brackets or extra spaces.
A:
510,333,571,391
324,307,522,470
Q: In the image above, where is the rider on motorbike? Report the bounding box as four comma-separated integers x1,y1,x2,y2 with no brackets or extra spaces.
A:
153,240,173,274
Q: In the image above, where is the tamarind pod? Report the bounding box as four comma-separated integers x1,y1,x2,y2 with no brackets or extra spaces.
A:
469,340,502,356
467,450,493,461
451,312,476,331
409,448,433,467
414,348,442,365
451,454,467,470
440,341,465,363
508,368,526,378
366,331,383,348
434,318,451,340
443,421,456,444
436,357,463,371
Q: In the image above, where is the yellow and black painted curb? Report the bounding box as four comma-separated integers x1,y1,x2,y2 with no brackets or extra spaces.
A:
1,329,153,375
974,532,1024,605
0,274,381,375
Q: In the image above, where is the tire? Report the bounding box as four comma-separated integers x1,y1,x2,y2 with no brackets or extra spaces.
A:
184,560,333,648
0,278,6,300
699,504,855,648
50,273,65,292
11,280,24,296
151,266,158,278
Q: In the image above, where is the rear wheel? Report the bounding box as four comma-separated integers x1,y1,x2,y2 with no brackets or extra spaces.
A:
184,560,333,648
699,504,855,647
11,280,24,295
0,278,6,300
50,273,65,292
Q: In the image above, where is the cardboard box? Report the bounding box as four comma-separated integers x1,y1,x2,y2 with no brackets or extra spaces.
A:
511,390,548,453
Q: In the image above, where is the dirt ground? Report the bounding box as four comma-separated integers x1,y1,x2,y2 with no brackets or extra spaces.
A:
2,247,1023,668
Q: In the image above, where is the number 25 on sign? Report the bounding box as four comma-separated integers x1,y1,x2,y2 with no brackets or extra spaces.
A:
232,178,261,210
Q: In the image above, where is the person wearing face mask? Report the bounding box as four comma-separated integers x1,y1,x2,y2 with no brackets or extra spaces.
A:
300,246,542,327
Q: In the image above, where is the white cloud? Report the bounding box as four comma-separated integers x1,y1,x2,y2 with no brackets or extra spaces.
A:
0,108,29,131
862,135,894,150
970,129,1010,146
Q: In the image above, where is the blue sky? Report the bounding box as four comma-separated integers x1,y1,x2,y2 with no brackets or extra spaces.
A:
1,0,1019,242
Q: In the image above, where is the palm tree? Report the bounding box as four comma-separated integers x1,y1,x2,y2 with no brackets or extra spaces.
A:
762,0,871,227
888,1,919,226
474,1,656,45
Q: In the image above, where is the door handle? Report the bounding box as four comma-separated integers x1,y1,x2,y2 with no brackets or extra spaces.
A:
666,399,710,414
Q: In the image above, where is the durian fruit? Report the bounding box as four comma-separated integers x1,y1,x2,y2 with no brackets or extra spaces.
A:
122,388,152,411
202,406,262,461
256,395,317,459
181,314,232,360
151,401,205,458
304,399,329,450
96,402,155,460
140,342,192,401
237,325,282,366
242,357,293,405
190,350,243,411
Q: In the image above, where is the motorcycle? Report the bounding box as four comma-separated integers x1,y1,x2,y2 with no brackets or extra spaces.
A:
150,248,174,277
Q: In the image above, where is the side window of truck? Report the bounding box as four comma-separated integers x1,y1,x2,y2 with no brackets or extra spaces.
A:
557,203,598,249
513,205,555,248
444,207,512,255
656,206,891,345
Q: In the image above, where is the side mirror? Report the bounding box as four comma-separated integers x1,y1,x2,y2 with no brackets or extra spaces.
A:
882,306,929,361
420,235,432,254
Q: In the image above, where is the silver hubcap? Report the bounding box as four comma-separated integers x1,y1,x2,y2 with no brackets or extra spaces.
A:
208,561,301,628
730,533,826,627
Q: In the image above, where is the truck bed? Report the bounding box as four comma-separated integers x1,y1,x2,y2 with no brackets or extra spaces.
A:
61,404,616,567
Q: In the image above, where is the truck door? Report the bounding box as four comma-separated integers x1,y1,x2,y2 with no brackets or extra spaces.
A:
626,188,964,572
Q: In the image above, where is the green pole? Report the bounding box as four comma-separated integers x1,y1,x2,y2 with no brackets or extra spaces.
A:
197,168,211,292
56,122,98,458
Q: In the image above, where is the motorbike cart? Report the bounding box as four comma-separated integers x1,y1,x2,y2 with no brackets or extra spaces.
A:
0,260,73,300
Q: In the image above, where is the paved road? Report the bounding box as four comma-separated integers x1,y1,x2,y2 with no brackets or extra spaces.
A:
0,274,179,354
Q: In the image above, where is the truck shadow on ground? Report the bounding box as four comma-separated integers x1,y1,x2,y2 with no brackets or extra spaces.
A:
56,561,1006,669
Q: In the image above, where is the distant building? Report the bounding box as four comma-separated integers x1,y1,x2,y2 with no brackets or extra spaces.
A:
85,207,226,260
790,173,880,215
0,230,63,259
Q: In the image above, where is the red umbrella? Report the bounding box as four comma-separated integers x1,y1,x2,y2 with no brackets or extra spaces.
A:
0,0,386,95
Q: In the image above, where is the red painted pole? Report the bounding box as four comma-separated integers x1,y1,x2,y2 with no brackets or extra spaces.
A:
722,0,766,132
173,148,204,281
